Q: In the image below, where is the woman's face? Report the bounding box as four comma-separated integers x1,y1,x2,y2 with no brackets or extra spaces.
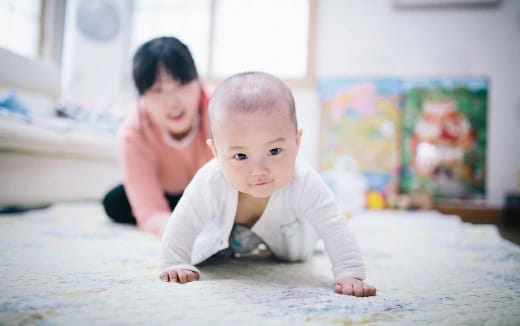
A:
141,64,201,139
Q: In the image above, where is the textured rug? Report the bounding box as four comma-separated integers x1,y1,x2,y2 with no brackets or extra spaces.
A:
1,202,519,325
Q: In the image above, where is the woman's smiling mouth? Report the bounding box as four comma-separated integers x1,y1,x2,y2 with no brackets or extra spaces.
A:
168,111,185,121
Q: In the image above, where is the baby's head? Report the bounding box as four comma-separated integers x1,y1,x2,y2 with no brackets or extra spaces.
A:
207,72,302,198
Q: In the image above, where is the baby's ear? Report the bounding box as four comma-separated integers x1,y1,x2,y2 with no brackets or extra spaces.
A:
296,129,303,148
206,138,218,157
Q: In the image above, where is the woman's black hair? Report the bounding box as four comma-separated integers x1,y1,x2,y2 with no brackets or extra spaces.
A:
132,36,198,95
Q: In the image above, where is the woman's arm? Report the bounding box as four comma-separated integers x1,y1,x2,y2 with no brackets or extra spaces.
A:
119,126,171,236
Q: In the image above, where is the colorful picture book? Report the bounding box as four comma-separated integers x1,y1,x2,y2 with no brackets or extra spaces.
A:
318,77,487,204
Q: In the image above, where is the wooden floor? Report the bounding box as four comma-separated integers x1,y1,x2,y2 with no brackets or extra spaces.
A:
433,204,519,245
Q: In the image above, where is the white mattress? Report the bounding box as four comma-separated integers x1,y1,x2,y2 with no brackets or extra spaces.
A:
0,115,120,206
0,115,116,161
1,203,519,325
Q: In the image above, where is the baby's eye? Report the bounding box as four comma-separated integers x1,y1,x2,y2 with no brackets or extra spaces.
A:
268,148,282,156
233,153,248,161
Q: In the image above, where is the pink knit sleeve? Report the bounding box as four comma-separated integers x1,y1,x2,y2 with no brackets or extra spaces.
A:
118,118,170,236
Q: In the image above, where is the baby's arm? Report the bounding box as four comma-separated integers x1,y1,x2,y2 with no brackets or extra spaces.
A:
160,196,208,283
160,165,213,283
299,168,376,296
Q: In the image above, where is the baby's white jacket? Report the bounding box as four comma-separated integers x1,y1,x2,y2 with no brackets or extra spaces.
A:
160,158,366,281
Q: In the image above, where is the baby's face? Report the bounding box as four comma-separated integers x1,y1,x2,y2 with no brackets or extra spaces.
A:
209,103,301,198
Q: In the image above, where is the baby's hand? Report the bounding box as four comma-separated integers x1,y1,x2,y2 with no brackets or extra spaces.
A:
160,268,200,284
334,277,376,297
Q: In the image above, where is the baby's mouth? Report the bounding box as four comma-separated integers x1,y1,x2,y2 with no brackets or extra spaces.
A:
253,179,272,186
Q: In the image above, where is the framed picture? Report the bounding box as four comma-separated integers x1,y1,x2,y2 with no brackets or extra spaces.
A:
318,78,402,199
400,77,488,201
394,0,499,7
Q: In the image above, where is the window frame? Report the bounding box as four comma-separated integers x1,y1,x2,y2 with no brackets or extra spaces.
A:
39,0,66,65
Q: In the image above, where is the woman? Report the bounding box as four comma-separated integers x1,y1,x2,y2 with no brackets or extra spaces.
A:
103,36,213,237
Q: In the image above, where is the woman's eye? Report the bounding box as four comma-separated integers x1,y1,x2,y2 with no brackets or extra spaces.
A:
268,148,282,156
233,153,248,161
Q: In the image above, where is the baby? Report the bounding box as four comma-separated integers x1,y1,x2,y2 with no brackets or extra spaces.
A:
160,72,376,296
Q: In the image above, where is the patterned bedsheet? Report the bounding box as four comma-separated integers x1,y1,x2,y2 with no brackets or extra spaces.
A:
1,203,519,325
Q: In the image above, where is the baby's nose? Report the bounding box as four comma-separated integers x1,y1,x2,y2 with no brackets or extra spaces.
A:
251,165,268,176
251,168,267,177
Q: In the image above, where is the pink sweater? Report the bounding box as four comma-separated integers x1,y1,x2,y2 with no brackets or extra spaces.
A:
118,89,213,235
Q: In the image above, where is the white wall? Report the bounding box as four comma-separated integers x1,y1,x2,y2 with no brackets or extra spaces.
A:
312,0,520,206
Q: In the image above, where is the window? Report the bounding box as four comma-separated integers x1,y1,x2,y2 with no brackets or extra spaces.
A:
0,0,42,59
131,0,315,86
132,0,212,77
